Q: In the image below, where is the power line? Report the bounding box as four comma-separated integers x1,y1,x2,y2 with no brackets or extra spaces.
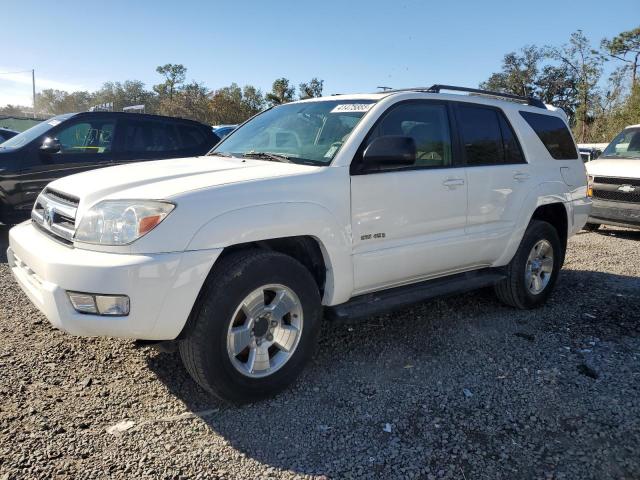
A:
0,69,33,75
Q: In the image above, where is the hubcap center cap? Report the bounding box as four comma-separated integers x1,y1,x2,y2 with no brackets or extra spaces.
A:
253,316,270,338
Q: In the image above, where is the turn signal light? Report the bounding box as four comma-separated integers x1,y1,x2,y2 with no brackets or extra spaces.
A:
587,175,594,197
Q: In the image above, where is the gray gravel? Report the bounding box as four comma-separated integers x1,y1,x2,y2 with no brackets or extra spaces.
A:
1,225,639,479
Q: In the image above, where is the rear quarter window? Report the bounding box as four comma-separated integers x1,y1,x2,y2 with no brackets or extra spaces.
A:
520,111,578,160
177,124,207,149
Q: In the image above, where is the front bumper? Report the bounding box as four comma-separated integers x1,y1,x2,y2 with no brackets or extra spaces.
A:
588,199,640,230
7,221,221,339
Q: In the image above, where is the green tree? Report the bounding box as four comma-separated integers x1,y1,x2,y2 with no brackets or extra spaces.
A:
95,80,156,112
0,105,27,116
480,46,542,97
547,30,603,142
299,78,324,99
535,64,578,117
266,78,295,106
154,64,187,104
36,89,95,114
209,83,266,124
170,81,211,121
601,27,640,85
241,85,266,116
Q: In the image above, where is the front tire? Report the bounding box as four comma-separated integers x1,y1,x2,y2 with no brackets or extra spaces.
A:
179,250,322,404
494,220,562,309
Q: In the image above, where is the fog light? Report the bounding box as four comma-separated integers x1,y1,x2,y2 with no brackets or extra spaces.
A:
67,292,130,316
68,292,98,314
95,295,130,316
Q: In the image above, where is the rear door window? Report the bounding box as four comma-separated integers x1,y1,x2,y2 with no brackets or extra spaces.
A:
456,105,525,166
177,124,207,149
519,111,578,160
121,119,181,154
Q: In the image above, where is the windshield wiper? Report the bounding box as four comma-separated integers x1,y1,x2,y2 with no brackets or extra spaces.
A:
207,151,234,157
242,151,292,163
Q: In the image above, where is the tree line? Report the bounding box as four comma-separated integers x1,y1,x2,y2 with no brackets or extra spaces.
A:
480,27,639,143
0,67,324,127
1,27,637,143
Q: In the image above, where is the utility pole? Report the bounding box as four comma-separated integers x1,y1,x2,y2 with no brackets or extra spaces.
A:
32,69,36,117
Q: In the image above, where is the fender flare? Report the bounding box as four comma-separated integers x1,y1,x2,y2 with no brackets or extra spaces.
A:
186,202,353,305
494,181,570,266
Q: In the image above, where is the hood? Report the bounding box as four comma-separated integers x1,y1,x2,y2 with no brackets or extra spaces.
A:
47,155,318,206
586,158,640,179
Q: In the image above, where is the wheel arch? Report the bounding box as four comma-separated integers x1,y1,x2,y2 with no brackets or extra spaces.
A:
495,182,571,267
531,202,568,253
219,235,328,297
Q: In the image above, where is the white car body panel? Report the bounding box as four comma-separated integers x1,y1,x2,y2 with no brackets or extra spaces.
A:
7,91,590,340
586,158,640,178
351,167,469,293
8,221,220,339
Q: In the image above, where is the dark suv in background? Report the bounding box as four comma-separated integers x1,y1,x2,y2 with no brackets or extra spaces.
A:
0,112,220,224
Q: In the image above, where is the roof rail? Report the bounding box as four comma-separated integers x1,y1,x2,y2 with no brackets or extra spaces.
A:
382,84,547,109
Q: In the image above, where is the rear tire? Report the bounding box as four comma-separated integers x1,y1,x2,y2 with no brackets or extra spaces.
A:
179,249,322,404
495,220,562,309
583,223,601,232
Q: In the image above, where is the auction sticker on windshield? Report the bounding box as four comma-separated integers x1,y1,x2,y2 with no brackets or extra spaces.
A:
330,104,374,113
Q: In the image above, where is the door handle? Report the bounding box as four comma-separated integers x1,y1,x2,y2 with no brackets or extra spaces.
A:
442,178,465,188
513,172,530,182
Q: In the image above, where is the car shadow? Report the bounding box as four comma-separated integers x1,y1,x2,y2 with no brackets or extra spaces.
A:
595,226,640,241
0,225,9,263
145,268,640,477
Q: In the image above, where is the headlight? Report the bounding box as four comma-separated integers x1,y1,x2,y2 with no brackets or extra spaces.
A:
74,200,175,245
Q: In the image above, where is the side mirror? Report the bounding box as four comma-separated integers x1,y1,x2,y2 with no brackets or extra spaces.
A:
40,137,61,154
362,135,416,170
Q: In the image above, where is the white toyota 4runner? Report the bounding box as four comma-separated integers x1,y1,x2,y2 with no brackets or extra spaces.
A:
7,85,591,403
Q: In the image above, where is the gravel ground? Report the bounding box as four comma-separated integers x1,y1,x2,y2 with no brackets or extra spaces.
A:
0,225,639,480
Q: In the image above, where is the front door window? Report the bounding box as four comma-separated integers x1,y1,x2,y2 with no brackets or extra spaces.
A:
56,120,115,155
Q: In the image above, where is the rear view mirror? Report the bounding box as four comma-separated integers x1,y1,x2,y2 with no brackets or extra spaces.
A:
40,137,61,154
362,135,416,170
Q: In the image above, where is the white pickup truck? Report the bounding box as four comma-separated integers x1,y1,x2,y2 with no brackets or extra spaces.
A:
7,85,590,403
585,124,640,231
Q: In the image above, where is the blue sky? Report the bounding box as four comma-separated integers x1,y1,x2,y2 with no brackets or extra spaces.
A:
1,0,638,107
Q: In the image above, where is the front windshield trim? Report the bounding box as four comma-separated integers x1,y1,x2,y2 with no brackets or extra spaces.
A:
211,99,377,166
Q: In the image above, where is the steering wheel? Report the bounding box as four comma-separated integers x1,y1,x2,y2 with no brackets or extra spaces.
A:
416,151,442,161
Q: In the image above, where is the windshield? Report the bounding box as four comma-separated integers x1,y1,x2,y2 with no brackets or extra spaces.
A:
601,128,640,159
0,114,73,150
212,100,376,165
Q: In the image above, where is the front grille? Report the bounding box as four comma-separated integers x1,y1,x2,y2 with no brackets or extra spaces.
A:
43,188,80,207
593,176,640,187
592,189,640,203
32,189,79,245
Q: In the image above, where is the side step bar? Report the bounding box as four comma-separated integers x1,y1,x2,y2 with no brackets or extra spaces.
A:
325,269,506,322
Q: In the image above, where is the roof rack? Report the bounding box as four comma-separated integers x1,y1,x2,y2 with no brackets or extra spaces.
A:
382,84,547,109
